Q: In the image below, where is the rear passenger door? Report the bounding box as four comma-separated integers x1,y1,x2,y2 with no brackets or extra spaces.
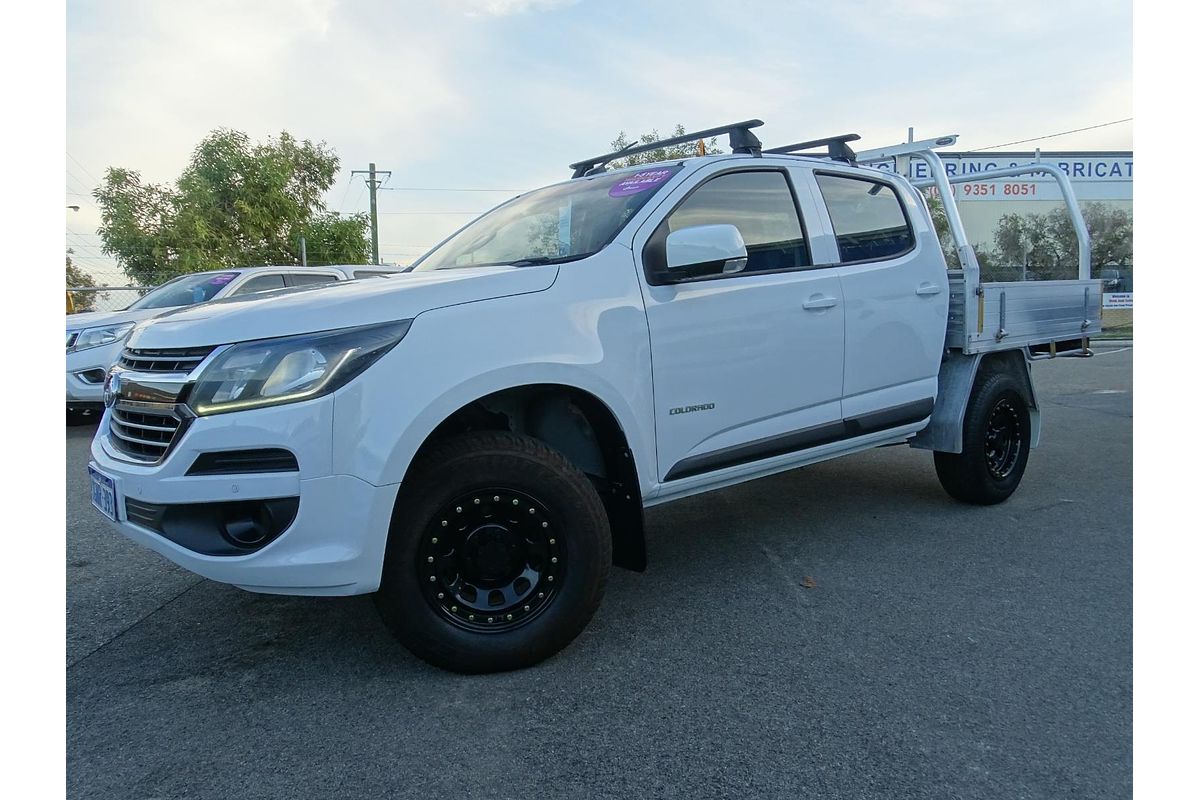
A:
636,166,846,483
810,170,948,425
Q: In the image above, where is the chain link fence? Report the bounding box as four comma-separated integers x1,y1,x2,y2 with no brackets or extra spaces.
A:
66,287,150,315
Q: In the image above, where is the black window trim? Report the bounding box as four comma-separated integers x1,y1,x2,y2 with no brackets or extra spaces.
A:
641,166,820,286
812,169,918,267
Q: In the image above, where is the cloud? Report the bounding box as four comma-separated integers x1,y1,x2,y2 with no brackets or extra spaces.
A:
447,0,578,17
67,0,1131,276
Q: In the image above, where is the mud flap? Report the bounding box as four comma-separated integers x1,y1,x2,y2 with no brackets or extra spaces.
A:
910,350,1040,453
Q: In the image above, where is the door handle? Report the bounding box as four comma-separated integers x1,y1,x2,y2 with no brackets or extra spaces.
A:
915,283,942,296
802,294,839,310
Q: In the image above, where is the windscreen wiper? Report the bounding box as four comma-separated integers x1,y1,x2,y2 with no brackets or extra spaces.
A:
507,254,592,267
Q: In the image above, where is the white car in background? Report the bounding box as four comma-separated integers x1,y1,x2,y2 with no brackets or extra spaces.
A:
66,264,400,423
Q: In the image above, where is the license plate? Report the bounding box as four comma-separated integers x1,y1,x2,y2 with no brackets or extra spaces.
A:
88,466,117,522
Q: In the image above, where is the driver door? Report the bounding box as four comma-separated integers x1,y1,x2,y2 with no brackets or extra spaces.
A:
636,167,846,482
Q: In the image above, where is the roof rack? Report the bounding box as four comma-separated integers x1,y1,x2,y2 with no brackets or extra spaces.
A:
569,120,764,178
762,133,861,163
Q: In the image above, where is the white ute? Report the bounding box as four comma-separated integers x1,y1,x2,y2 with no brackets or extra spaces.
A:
88,121,1100,673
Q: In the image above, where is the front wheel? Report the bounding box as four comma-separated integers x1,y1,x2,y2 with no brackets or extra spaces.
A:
934,370,1031,505
376,431,611,673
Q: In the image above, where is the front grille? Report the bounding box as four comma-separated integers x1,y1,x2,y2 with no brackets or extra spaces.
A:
109,406,184,461
118,346,215,374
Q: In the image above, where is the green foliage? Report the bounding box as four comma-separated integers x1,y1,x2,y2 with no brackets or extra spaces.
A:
923,192,1132,281
924,191,993,270
989,202,1132,280
608,124,724,169
65,249,111,313
95,129,370,284
65,249,92,288
301,212,373,266
66,249,96,312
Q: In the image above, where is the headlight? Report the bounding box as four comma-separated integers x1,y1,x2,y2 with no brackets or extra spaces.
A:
68,322,136,353
187,320,412,416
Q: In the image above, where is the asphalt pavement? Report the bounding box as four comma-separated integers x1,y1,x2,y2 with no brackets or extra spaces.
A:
66,347,1132,800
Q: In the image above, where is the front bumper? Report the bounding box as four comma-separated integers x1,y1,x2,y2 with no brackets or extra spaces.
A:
66,341,123,404
89,396,399,595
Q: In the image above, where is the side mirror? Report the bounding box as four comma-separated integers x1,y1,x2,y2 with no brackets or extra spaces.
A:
664,224,748,281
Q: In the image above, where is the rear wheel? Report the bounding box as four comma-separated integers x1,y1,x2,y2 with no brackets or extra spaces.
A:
934,370,1031,505
376,431,611,673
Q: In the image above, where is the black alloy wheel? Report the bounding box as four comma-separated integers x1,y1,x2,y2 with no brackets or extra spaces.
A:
983,398,1023,480
418,488,563,632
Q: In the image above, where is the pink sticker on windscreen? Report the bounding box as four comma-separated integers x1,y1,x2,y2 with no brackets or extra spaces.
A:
207,273,237,285
608,169,674,198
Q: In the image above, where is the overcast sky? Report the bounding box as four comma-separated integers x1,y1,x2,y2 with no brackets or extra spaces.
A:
65,0,1132,283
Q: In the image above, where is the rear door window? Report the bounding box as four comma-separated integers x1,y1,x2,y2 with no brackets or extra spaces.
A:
815,173,914,263
286,272,340,287
230,274,287,296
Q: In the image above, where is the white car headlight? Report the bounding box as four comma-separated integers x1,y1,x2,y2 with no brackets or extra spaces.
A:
68,322,136,353
187,320,411,416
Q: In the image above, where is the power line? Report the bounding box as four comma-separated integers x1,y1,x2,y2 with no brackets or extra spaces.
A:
974,118,1133,151
379,211,486,215
66,151,103,185
65,170,95,196
335,173,355,213
379,187,519,193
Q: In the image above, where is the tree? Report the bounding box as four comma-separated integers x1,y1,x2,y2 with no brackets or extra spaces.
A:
66,249,101,313
95,129,370,285
65,248,92,288
1048,203,1132,269
988,202,1132,281
607,124,724,169
923,190,1001,271
992,212,1027,266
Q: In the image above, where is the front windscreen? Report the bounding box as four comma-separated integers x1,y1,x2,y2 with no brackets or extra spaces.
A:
127,272,240,310
413,166,682,271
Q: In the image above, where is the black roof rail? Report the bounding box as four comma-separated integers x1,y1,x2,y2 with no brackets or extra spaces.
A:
763,133,861,163
569,120,764,178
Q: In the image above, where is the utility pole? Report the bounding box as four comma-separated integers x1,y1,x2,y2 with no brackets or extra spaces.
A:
299,235,307,267
351,162,391,265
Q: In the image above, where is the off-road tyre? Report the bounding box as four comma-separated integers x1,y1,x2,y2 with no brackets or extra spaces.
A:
376,431,611,673
934,370,1031,505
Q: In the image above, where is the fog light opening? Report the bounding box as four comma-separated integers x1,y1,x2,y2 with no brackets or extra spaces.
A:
220,504,273,547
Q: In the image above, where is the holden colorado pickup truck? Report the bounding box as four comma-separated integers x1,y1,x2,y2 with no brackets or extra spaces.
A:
88,121,1100,673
